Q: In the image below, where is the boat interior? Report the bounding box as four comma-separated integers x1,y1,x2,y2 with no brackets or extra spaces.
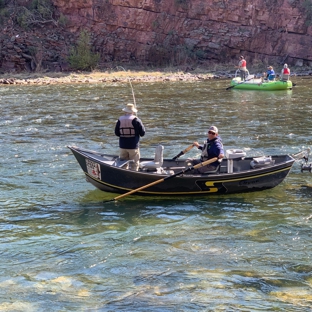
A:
80,146,292,176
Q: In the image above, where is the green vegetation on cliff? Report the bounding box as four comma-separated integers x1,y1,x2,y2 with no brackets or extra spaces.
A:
68,30,100,71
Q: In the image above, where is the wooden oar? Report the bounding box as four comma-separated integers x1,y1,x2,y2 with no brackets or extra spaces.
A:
226,76,254,90
172,144,195,160
105,157,218,202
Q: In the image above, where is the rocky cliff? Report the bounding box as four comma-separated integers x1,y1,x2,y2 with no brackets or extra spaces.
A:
1,0,311,72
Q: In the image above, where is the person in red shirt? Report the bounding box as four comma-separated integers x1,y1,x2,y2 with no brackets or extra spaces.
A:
236,55,248,81
280,64,290,81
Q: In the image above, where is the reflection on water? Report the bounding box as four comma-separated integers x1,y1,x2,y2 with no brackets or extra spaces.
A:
0,77,312,310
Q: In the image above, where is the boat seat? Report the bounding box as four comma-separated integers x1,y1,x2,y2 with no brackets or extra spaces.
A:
202,159,223,174
140,145,164,170
280,74,290,81
184,159,222,174
198,164,221,174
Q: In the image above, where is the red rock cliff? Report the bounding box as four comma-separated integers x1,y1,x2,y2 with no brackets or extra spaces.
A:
1,0,311,72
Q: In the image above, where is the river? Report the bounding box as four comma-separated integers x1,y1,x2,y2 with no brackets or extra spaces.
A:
0,77,312,311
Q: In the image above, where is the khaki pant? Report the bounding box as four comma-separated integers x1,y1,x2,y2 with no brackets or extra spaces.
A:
192,159,217,173
240,70,247,81
119,148,140,171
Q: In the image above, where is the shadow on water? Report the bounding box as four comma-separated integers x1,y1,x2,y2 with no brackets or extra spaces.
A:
75,186,290,215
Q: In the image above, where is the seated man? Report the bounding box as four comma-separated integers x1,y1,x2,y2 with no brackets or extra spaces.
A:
266,66,275,81
280,63,290,81
190,126,224,173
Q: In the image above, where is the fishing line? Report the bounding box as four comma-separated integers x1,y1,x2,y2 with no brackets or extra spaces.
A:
116,66,137,115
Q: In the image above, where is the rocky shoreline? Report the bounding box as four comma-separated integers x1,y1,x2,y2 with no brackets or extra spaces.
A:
0,71,219,85
0,67,311,85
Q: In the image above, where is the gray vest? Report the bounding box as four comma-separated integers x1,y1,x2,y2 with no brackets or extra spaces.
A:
119,115,136,138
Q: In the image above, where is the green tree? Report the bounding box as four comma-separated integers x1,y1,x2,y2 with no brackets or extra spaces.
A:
68,30,100,71
16,0,59,28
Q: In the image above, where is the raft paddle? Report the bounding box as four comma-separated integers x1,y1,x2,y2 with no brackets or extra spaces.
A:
172,143,195,160
226,76,254,90
105,157,218,202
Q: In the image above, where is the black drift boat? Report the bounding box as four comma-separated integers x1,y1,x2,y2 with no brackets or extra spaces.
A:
68,145,295,197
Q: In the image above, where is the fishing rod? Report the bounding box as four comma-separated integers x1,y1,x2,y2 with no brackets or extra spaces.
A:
116,66,137,114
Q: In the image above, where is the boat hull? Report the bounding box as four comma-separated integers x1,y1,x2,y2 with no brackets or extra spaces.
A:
230,77,292,91
68,146,295,197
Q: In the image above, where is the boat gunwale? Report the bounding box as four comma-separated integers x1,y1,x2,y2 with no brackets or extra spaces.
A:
69,145,295,180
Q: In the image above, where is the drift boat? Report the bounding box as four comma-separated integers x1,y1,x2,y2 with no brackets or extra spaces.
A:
68,145,295,197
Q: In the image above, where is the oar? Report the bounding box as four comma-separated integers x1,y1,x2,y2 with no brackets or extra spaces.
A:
172,144,195,160
226,76,254,90
105,157,218,202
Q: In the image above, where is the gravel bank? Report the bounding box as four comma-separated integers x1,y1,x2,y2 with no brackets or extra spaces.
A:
0,67,311,85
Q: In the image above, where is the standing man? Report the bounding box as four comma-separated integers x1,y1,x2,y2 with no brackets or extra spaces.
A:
236,55,248,81
115,103,145,171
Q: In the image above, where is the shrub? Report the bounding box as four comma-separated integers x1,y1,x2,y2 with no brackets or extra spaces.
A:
68,30,100,71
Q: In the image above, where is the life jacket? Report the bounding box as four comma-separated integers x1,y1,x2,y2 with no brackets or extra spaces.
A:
201,142,210,160
283,68,290,75
241,60,246,67
200,139,223,161
119,115,136,137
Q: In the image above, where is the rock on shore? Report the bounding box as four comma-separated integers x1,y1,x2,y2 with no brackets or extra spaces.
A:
0,68,311,85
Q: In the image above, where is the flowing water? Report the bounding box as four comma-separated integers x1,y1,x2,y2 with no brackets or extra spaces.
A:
1,76,312,311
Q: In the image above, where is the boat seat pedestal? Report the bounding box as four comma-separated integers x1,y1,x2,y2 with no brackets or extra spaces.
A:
140,145,164,170
226,149,246,173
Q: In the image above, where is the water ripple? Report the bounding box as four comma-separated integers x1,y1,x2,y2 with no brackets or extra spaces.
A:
1,78,312,310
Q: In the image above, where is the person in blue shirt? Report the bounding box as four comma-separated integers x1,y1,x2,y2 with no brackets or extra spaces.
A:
266,66,275,81
191,125,224,173
115,103,145,171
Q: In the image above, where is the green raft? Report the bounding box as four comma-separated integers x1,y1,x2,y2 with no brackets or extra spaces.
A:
230,76,293,91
